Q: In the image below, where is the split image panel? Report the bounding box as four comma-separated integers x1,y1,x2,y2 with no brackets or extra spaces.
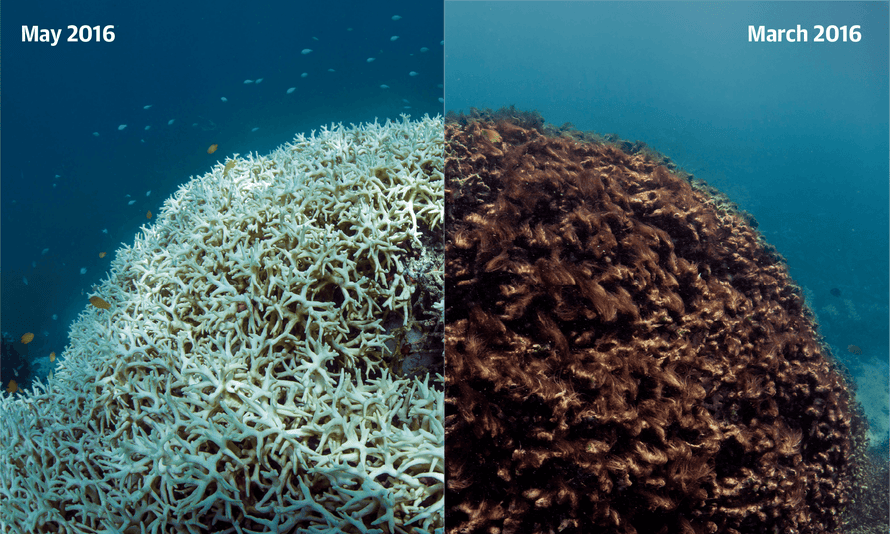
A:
1,1,888,533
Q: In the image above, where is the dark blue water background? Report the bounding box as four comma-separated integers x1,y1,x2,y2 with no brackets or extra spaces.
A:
1,0,443,383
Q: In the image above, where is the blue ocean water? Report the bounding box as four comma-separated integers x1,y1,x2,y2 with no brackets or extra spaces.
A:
1,1,443,384
446,1,889,442
1,0,887,450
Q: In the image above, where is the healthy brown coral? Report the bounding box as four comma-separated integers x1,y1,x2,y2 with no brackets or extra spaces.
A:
444,111,866,534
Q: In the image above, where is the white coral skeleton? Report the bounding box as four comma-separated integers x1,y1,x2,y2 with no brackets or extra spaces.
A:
0,115,445,534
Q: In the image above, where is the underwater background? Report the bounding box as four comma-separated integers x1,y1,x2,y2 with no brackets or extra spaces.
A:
1,0,887,471
445,1,889,446
1,0,444,387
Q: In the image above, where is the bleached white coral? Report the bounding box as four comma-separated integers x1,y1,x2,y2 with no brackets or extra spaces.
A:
0,115,444,533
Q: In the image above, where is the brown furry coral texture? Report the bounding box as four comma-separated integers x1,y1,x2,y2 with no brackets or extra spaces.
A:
444,114,862,534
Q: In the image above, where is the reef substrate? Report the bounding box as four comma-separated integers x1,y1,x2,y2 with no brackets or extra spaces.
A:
444,108,871,534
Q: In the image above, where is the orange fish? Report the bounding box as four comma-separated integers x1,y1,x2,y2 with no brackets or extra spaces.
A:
6,380,17,394
50,352,56,362
482,129,502,143
89,296,112,310
207,144,218,154
99,252,107,258
146,210,152,219
21,333,34,344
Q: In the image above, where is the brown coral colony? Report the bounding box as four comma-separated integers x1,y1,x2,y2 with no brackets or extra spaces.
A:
444,109,862,534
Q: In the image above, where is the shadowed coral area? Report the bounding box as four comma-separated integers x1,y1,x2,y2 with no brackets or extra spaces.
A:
444,109,870,534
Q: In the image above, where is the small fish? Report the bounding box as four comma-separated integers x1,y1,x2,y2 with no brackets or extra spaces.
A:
143,104,152,109
221,97,228,102
50,352,56,362
301,72,308,78
93,132,100,137
391,36,399,41
89,296,112,310
482,129,502,143
21,333,34,344
380,85,390,89
207,144,218,154
420,47,429,52
6,380,17,394
244,79,254,84
128,200,136,205
251,127,259,132
146,190,151,196
301,49,313,54
118,124,127,131
224,160,237,174
52,314,58,320
23,277,28,286
255,78,263,83
146,210,152,219
80,268,87,274
392,15,402,20
287,87,296,94
144,125,151,130
409,71,418,76
102,229,108,234
367,58,375,63
168,119,175,125
99,252,106,258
